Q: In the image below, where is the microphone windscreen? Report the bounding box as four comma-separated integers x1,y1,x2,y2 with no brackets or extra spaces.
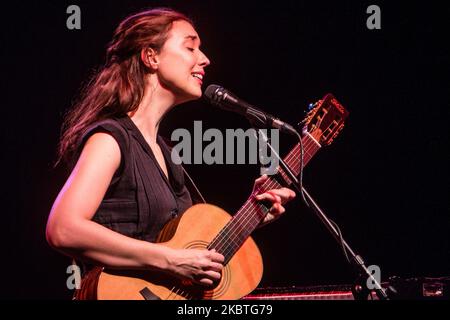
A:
204,84,221,101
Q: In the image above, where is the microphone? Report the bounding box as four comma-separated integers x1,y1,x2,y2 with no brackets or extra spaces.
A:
204,84,298,135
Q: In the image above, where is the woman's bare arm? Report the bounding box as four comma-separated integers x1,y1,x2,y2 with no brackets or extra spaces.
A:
46,132,223,285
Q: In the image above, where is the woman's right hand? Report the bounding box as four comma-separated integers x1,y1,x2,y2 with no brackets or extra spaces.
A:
166,248,224,287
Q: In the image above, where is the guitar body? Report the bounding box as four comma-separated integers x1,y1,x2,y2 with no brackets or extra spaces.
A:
92,204,263,300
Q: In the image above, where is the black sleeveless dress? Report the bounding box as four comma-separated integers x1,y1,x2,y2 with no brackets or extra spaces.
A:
75,115,194,242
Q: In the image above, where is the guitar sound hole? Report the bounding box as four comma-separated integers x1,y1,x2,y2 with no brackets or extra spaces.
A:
181,240,231,299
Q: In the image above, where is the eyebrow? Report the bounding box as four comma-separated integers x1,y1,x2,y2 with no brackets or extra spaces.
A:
184,35,201,47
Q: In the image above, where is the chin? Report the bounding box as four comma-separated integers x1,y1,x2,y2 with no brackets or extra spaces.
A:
187,87,203,100
193,90,203,99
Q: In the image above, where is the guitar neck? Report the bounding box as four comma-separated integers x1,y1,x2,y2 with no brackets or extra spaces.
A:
208,133,322,263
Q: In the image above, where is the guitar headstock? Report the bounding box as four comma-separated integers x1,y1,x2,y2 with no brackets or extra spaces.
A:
300,93,349,146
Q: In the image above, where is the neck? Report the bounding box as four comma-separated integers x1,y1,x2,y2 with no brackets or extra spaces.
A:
127,76,176,145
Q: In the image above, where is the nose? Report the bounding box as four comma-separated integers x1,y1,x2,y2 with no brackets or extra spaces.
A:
198,49,210,68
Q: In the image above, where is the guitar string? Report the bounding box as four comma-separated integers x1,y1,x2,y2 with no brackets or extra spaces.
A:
210,136,318,259
210,137,316,257
171,284,193,300
172,287,190,300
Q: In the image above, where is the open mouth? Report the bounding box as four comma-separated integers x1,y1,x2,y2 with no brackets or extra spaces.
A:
192,73,204,83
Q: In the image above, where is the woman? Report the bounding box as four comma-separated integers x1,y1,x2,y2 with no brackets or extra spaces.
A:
46,8,296,296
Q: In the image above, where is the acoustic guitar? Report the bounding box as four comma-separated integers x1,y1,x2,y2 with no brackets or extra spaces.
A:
78,93,349,300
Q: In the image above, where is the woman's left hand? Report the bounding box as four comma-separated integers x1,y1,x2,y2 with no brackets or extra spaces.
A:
252,174,296,225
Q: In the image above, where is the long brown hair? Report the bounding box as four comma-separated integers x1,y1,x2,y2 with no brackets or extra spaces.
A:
56,8,192,166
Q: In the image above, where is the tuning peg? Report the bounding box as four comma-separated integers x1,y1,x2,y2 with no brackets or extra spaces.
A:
327,124,345,145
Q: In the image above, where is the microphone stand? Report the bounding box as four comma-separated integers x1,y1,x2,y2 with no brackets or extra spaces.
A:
255,128,390,300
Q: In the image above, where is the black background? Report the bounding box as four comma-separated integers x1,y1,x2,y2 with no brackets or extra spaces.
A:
1,0,449,299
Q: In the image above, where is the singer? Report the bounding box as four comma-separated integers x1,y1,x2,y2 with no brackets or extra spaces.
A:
46,7,296,299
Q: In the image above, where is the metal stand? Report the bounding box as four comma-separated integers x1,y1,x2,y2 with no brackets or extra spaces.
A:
257,128,390,300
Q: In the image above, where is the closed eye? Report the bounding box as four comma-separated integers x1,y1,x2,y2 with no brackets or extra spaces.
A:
187,47,195,52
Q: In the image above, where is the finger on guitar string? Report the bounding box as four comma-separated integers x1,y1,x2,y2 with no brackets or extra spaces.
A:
256,188,296,204
254,174,269,186
193,269,222,287
204,261,223,273
270,202,285,215
203,269,222,281
255,191,282,204
209,249,225,263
